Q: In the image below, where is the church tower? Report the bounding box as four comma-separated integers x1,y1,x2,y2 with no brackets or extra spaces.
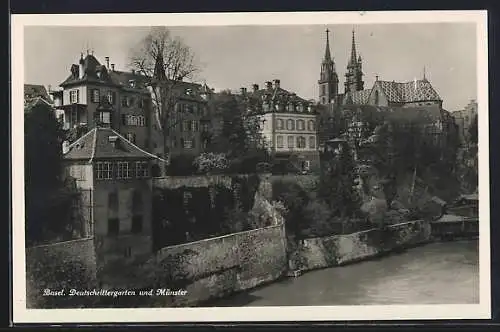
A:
344,29,364,94
318,28,339,105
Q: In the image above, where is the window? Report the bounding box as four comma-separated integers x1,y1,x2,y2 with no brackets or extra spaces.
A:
117,161,131,179
286,119,295,131
123,115,146,127
308,120,316,131
277,135,284,148
108,218,119,236
309,136,316,149
121,96,130,107
132,216,143,234
126,133,136,144
183,139,193,149
96,162,112,180
191,120,199,132
70,90,79,104
91,89,100,103
129,97,136,107
108,191,119,212
297,119,305,131
297,136,306,149
124,247,132,257
107,91,115,104
99,111,111,125
322,85,326,95
287,136,294,148
202,122,210,132
182,120,191,132
276,119,284,130
135,161,149,178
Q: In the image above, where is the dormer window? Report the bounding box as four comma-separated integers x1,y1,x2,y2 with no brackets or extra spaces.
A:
186,88,192,96
129,80,136,88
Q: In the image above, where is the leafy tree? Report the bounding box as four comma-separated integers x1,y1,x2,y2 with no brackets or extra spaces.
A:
25,101,64,244
207,92,268,173
318,142,360,218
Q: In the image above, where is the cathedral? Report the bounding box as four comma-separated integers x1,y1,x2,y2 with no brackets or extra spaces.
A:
318,28,443,109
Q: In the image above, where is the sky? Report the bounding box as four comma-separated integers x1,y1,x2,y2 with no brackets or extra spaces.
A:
24,23,477,111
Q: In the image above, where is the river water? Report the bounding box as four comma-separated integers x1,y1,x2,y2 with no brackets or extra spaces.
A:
211,240,479,306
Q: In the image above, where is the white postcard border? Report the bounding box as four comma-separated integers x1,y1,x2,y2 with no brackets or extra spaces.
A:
11,10,490,323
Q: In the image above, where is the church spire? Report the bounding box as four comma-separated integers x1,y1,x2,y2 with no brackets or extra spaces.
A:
324,28,332,62
350,29,358,65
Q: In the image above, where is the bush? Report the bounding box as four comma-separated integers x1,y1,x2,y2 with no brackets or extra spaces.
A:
302,200,335,237
166,154,197,176
193,152,229,174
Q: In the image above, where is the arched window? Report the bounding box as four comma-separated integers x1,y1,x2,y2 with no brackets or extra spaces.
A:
296,119,305,131
287,119,295,130
308,120,315,131
276,118,284,130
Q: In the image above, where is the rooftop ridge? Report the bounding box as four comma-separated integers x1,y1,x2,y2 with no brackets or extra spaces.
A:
107,127,168,163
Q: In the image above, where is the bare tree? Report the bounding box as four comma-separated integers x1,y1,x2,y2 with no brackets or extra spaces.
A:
129,27,199,158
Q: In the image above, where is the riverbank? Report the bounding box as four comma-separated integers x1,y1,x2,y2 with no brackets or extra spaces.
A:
207,239,479,307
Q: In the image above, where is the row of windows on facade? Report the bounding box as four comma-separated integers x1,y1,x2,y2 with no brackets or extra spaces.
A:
170,137,209,149
276,119,316,131
262,101,311,113
69,89,147,108
276,135,316,149
95,161,149,180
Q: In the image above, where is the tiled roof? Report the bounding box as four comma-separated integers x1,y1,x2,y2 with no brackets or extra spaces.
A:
249,87,309,105
343,89,372,105
24,96,54,113
63,127,166,162
375,79,442,103
24,84,52,102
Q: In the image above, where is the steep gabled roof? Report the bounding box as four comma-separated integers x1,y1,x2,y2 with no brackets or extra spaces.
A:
24,96,54,113
374,79,442,103
63,127,167,162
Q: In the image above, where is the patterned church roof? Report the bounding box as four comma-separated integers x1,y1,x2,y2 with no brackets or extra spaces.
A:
343,89,372,105
375,79,442,103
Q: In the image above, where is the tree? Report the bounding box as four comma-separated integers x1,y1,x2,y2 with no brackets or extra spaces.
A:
318,143,360,218
129,27,199,158
25,101,64,244
207,92,268,173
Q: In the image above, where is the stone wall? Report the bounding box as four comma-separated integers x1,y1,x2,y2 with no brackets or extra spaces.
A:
142,223,287,306
25,237,97,308
295,220,431,272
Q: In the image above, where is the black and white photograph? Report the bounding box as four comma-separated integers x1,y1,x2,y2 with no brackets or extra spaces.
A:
12,11,489,323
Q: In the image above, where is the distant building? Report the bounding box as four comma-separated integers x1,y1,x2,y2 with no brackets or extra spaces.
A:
242,80,319,172
61,126,166,279
24,84,52,104
451,99,478,145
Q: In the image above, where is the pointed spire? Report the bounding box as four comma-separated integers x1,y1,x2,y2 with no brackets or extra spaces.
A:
350,29,357,65
153,52,166,81
323,28,332,62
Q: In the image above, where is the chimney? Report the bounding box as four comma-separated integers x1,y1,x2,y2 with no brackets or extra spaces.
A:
375,75,379,81
78,58,85,79
265,81,272,90
252,84,259,92
105,56,110,69
111,64,115,71
240,87,247,95
273,79,280,89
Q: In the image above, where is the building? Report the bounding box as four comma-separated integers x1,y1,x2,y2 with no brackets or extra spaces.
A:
452,99,478,145
61,126,165,283
24,84,52,104
243,80,319,171
50,53,154,155
318,29,340,105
